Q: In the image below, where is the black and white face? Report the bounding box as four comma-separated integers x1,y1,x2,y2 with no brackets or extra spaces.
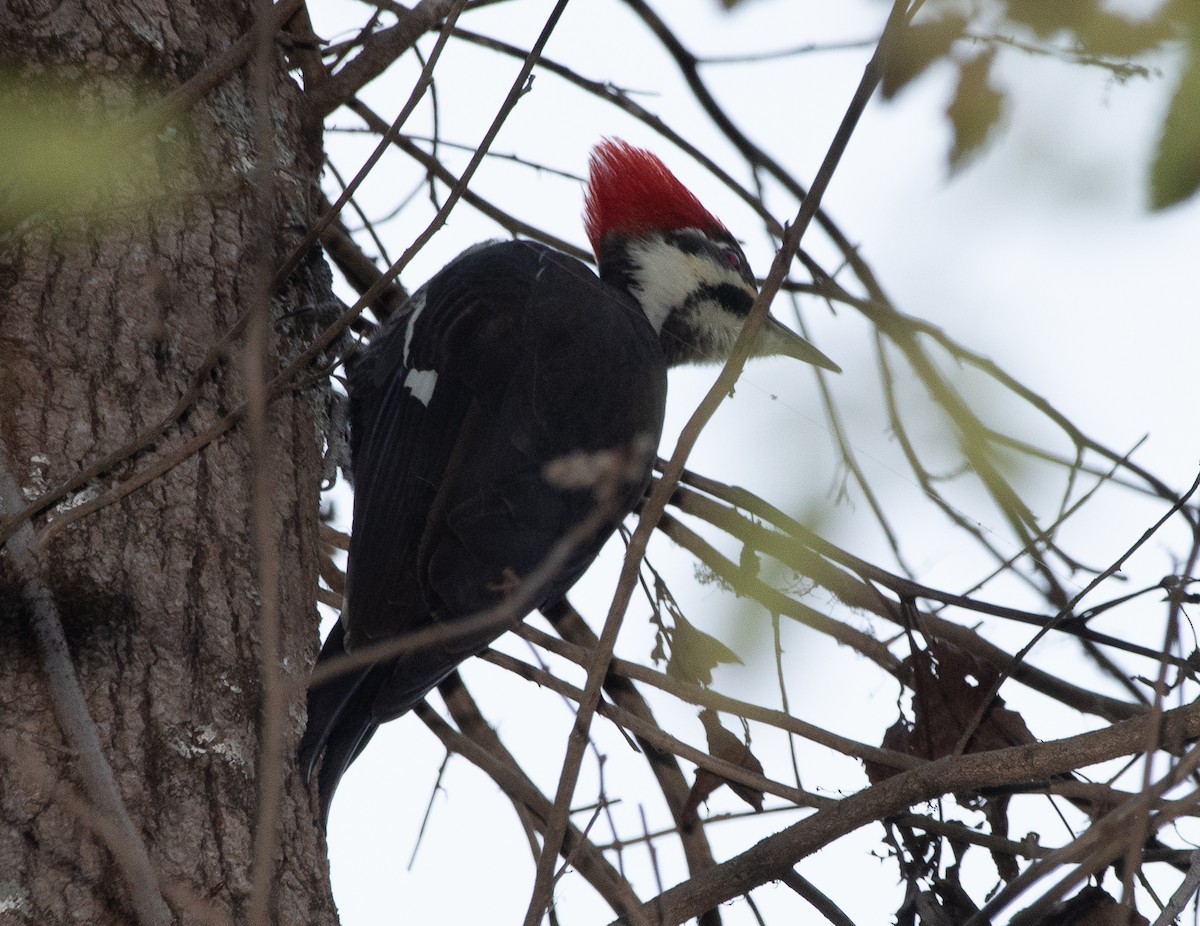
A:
598,226,842,371
620,227,759,365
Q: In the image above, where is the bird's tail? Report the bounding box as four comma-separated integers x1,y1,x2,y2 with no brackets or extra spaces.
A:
298,620,386,825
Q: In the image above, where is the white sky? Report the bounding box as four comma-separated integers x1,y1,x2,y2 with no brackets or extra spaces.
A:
308,0,1200,922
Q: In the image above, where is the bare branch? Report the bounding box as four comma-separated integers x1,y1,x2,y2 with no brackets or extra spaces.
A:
0,451,170,926
308,0,461,117
619,700,1200,926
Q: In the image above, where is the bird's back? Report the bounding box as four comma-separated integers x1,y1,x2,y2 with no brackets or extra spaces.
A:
300,241,667,814
347,240,667,661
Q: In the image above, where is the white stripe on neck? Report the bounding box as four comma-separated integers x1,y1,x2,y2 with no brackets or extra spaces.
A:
626,235,733,334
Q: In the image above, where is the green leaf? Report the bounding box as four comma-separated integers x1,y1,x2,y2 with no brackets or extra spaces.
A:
882,14,967,100
0,74,171,230
1005,0,1100,39
1150,39,1200,209
946,50,1006,173
1076,10,1174,60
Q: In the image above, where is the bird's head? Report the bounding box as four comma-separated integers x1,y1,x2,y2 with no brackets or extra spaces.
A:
584,139,839,372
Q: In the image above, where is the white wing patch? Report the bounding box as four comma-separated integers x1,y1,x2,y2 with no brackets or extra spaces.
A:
403,368,438,406
402,290,428,366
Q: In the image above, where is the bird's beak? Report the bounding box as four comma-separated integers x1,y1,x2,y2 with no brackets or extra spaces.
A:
757,316,841,373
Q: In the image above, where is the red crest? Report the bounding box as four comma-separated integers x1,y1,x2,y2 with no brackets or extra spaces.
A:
583,139,727,257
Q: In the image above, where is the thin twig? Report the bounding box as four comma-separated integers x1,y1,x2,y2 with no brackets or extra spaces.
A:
615,699,1200,926
778,869,857,926
1151,850,1200,926
950,469,1200,760
523,3,909,916
480,648,824,810
515,623,916,774
271,0,470,296
966,740,1200,924
307,0,460,116
544,600,726,926
415,694,651,925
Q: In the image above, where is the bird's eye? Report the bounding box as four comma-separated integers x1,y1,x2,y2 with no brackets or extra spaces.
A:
723,249,741,270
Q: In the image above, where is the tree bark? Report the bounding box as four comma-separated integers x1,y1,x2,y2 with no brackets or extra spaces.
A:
0,2,337,923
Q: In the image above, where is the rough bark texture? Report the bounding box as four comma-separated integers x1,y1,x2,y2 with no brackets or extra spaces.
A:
0,2,338,923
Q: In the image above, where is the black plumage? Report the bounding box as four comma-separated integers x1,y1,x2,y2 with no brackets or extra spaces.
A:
299,240,667,819
299,139,838,824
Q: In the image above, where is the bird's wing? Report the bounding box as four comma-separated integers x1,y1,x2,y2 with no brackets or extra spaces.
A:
342,241,666,713
342,241,548,651
411,243,670,626
302,241,665,811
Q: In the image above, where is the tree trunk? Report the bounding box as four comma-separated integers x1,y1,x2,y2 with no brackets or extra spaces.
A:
0,2,338,923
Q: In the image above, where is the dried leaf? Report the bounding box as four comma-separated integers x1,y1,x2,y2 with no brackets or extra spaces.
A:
1075,10,1174,60
881,14,966,100
1150,39,1200,209
666,613,742,687
984,794,1018,883
946,50,1006,173
1010,885,1148,926
930,874,983,922
868,642,1043,882
866,640,1037,785
910,880,981,926
682,710,765,826
1005,0,1099,38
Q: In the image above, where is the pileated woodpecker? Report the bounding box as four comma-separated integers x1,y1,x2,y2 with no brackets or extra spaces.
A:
299,139,838,821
